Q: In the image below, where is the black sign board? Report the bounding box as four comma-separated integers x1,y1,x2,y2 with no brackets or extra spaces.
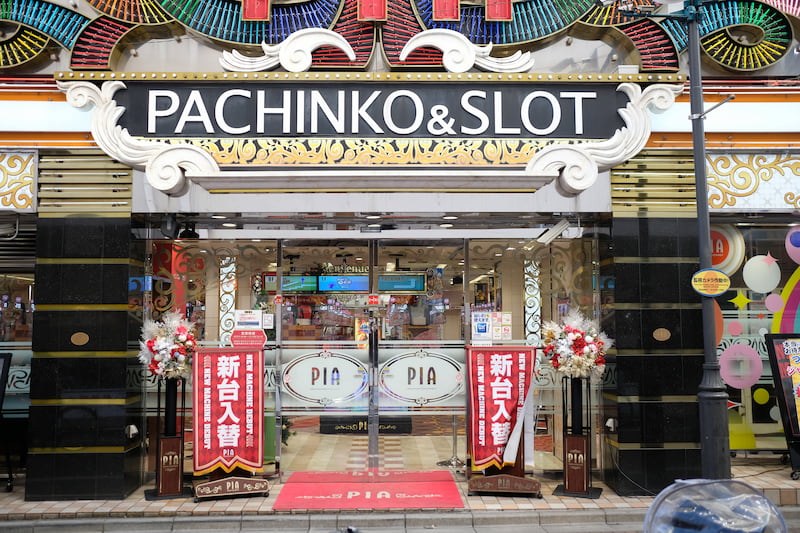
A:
114,80,629,140
765,334,800,438
764,334,800,478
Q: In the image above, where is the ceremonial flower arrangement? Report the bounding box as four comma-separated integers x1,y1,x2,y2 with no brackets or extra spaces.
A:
542,309,612,379
138,311,197,379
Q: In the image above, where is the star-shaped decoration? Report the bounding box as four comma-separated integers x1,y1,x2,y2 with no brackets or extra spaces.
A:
762,252,778,266
729,290,752,310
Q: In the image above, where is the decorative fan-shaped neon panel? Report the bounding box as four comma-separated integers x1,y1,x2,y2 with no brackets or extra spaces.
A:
661,1,792,72
311,0,374,67
156,0,339,44
700,1,792,71
414,0,596,45
581,0,659,27
0,26,49,68
0,0,88,48
620,19,679,71
85,0,172,25
70,16,136,69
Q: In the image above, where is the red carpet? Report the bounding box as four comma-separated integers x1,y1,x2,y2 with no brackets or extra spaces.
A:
273,470,464,510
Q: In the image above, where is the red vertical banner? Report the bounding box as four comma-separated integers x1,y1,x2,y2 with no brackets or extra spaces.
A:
242,0,271,20
432,0,459,21
468,347,534,470
357,0,387,21
193,348,264,475
485,0,512,21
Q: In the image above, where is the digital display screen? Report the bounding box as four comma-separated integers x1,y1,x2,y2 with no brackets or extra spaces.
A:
318,275,370,293
281,276,317,292
377,273,427,293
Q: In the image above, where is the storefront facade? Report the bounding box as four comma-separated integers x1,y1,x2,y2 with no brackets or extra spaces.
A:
1,0,799,500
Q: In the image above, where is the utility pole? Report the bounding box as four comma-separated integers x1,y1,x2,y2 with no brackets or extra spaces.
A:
685,0,731,479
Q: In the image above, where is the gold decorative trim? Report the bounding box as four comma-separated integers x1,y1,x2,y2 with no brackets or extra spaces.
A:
36,258,132,265
29,443,140,454
37,212,132,218
34,304,130,311
56,71,685,83
605,394,699,403
33,351,131,358
0,151,36,211
30,396,140,406
175,137,560,167
612,303,702,309
612,257,698,264
707,153,800,209
614,349,704,355
606,439,700,450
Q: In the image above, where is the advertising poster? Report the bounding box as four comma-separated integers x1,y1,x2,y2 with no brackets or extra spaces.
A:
193,348,264,475
467,347,534,470
765,334,800,439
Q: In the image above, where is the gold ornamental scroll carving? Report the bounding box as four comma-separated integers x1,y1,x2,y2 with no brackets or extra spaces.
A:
707,153,800,210
169,137,563,167
0,151,35,211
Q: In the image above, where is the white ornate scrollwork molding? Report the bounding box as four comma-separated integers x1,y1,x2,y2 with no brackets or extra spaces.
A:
57,80,218,196
220,28,356,72
526,82,683,196
399,29,535,73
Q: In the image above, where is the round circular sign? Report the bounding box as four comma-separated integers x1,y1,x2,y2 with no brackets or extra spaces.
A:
710,225,745,275
692,268,731,297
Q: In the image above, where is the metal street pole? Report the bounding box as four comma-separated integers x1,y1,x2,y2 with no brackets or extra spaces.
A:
686,0,731,479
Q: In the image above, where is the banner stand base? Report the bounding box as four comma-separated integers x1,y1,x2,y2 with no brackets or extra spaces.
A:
553,484,603,499
467,474,542,498
192,476,270,503
144,486,194,501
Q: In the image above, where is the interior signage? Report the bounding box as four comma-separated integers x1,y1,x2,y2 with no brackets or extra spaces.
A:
282,350,369,405
114,81,628,140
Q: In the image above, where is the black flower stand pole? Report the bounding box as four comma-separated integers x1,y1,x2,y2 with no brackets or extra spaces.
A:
554,376,602,498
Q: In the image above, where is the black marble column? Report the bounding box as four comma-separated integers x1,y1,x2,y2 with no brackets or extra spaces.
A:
25,217,144,500
600,217,705,495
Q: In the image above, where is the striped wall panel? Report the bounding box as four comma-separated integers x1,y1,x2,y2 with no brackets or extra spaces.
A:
37,150,132,216
611,151,699,218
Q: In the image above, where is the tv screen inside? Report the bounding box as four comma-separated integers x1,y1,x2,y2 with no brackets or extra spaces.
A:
377,273,426,293
318,275,370,293
281,275,317,292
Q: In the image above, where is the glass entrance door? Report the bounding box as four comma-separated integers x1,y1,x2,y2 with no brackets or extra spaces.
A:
143,233,599,477
276,240,469,473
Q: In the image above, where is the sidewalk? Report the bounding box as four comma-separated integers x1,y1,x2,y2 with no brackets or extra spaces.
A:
2,453,800,532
